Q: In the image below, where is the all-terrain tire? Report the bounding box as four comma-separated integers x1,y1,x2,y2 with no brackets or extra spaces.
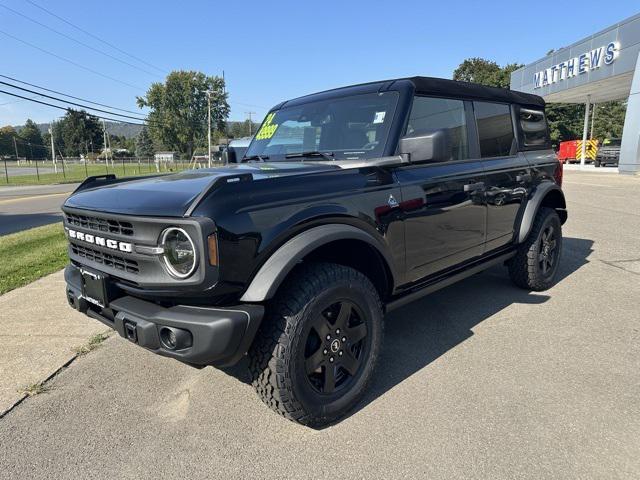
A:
248,262,383,427
509,207,563,291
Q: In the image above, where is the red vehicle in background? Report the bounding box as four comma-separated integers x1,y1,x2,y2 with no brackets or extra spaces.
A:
557,139,598,164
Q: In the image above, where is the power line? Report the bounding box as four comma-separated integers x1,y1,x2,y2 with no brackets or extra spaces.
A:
0,89,146,125
0,93,38,106
0,3,160,78
0,87,208,132
0,28,144,91
0,80,148,121
11,134,50,150
24,0,166,75
0,74,147,115
0,80,212,130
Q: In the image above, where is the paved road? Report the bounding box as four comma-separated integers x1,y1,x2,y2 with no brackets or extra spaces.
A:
0,184,78,235
0,171,638,479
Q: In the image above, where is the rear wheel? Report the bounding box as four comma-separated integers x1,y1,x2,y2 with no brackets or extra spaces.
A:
595,159,602,167
509,207,562,291
248,262,383,426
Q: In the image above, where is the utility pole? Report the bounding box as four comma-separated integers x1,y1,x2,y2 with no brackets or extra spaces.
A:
13,136,19,164
207,90,212,168
590,103,596,140
580,95,591,167
49,126,58,173
245,111,256,136
102,120,109,166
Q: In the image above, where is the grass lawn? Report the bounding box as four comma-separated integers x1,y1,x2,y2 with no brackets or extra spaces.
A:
0,223,68,295
3,162,163,186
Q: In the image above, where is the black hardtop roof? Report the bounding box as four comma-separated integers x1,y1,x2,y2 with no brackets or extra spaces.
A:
278,76,545,109
408,76,545,108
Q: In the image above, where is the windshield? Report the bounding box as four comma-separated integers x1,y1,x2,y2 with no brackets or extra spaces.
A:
603,138,621,147
245,91,399,161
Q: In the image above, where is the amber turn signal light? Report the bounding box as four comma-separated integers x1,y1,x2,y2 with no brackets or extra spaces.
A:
207,234,219,266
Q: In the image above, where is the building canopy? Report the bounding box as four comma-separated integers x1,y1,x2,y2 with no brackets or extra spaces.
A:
510,14,640,104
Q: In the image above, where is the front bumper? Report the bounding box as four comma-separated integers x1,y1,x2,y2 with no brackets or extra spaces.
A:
64,265,264,367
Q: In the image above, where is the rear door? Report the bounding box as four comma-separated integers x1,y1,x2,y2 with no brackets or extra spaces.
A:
395,96,487,283
472,101,530,252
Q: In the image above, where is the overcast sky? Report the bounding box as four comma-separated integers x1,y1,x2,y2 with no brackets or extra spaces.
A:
1,0,638,126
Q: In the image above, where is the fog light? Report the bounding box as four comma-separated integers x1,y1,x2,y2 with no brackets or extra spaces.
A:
159,326,192,350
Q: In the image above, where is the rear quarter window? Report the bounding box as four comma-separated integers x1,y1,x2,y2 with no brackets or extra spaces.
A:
519,108,551,149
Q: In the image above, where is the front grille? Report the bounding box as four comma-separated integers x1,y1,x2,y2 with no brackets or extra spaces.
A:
71,242,139,274
65,213,134,236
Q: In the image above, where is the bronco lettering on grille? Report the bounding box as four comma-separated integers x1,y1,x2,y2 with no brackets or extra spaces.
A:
66,228,133,253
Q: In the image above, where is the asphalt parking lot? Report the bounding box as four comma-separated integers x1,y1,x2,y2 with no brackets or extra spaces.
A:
0,170,638,479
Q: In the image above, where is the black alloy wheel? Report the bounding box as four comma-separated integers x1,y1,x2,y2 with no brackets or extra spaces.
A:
303,300,368,394
538,224,558,277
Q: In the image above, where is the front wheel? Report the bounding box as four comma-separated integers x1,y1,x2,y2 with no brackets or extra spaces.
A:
248,262,383,427
509,207,562,291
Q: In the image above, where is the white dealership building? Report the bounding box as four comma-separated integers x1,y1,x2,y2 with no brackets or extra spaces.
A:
510,13,640,174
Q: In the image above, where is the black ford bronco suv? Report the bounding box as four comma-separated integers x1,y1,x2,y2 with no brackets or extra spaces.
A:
63,77,566,426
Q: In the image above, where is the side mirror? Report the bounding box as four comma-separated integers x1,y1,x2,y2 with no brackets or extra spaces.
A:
398,130,449,163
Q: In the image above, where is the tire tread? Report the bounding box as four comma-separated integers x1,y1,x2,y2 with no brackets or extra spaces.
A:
248,262,382,426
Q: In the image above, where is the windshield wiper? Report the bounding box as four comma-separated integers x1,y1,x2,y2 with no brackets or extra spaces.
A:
285,151,335,161
242,154,269,162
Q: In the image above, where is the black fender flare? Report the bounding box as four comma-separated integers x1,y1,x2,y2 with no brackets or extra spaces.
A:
239,224,394,302
517,182,567,243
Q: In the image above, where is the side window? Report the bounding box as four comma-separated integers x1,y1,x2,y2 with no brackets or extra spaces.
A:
474,102,515,158
406,96,468,161
519,108,550,148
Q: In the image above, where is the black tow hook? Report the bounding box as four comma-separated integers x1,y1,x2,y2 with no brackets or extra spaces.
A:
123,320,138,343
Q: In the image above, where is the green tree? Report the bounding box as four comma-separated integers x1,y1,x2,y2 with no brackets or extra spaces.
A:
20,119,48,158
453,58,522,89
137,71,230,159
0,126,18,157
545,101,627,146
227,120,259,138
135,125,155,157
546,103,585,145
53,109,104,157
592,101,627,141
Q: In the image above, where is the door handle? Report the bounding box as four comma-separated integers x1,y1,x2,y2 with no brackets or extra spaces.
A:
516,173,532,183
463,182,485,192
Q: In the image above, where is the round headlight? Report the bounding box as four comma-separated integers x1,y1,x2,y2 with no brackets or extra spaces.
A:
160,228,197,279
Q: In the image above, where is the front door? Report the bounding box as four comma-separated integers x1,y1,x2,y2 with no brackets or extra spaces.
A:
395,96,487,283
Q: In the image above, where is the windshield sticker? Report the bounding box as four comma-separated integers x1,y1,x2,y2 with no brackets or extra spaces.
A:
373,111,386,124
255,113,279,140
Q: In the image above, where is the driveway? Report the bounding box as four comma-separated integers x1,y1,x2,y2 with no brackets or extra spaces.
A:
0,171,638,479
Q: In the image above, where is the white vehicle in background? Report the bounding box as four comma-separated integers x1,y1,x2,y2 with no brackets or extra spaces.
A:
222,136,252,163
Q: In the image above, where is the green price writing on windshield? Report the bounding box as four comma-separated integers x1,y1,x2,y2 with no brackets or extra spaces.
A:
255,113,278,140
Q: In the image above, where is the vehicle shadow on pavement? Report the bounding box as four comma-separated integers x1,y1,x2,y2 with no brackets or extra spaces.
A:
350,236,594,423
222,237,594,427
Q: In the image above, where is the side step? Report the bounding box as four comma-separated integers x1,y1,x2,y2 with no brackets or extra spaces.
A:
385,251,515,312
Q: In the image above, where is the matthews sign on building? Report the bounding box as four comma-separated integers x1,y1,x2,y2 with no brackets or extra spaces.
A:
533,42,618,89
511,13,640,174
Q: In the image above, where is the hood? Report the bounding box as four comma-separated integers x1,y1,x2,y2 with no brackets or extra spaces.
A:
64,162,340,217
